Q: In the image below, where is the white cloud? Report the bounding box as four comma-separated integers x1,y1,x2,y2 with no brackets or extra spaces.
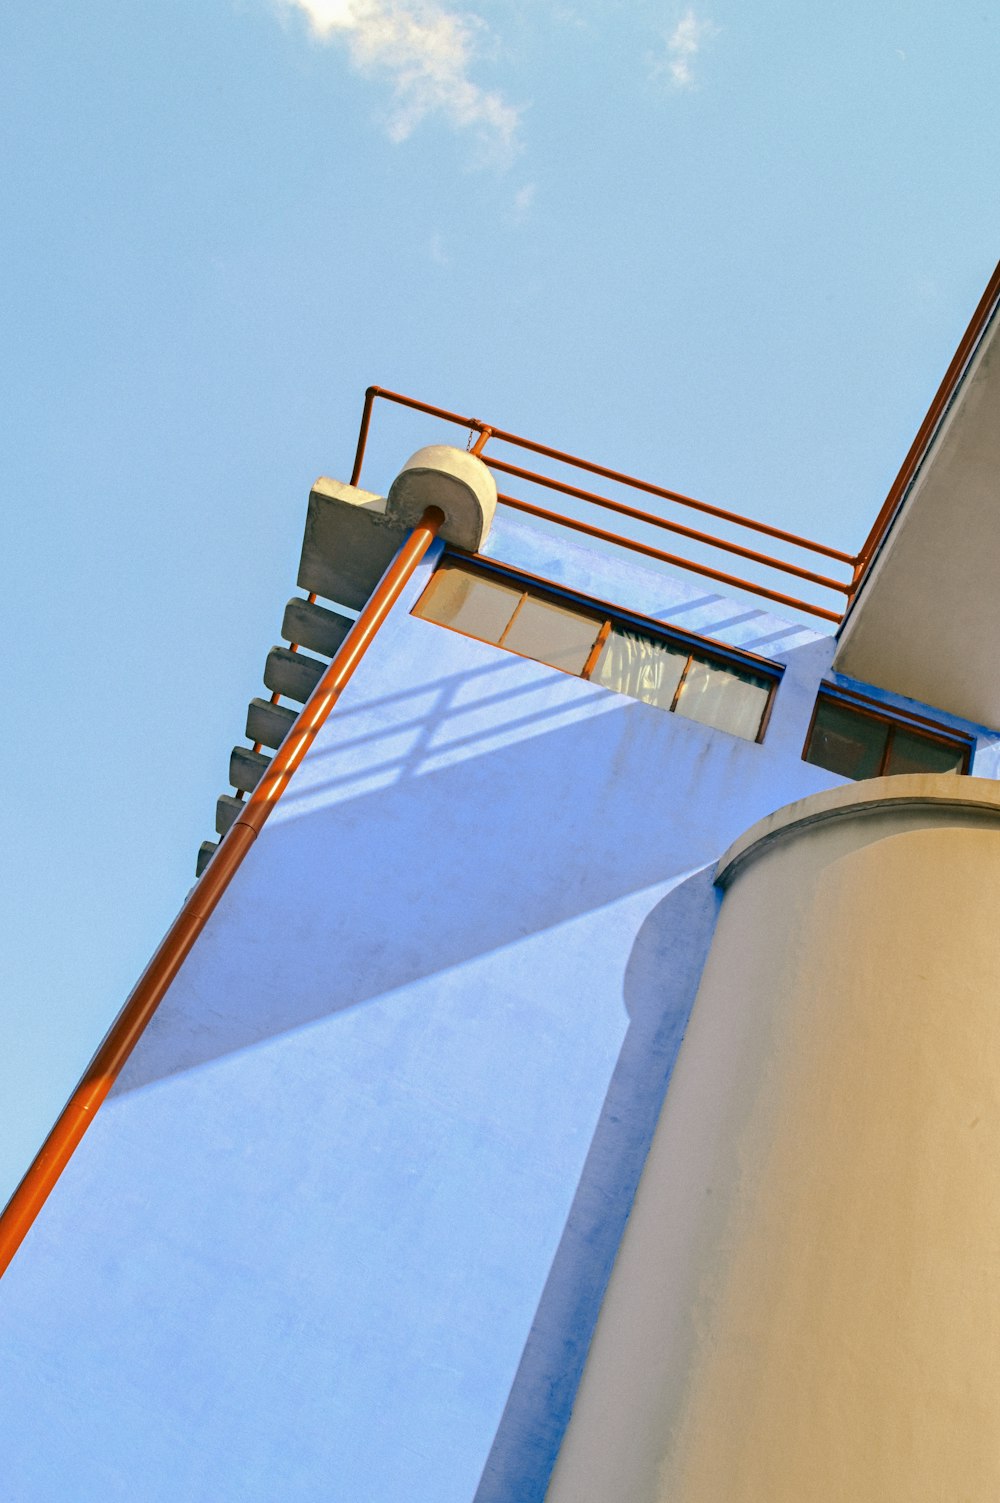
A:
428,231,451,264
661,8,718,89
513,181,536,218
278,0,519,156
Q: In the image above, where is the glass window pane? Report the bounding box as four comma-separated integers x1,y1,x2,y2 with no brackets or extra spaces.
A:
501,595,603,674
675,658,772,741
591,627,688,711
804,700,888,779
886,728,966,776
414,561,522,644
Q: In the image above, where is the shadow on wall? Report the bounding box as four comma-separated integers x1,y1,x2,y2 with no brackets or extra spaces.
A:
472,869,721,1503
77,625,836,1501
114,643,817,1096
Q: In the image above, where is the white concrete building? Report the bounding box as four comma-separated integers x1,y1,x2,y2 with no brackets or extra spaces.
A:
1,265,999,1502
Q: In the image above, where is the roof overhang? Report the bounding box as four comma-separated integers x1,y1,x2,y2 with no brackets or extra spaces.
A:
835,266,1000,728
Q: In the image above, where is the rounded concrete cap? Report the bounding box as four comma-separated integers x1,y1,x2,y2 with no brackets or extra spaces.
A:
716,773,1000,889
386,445,497,552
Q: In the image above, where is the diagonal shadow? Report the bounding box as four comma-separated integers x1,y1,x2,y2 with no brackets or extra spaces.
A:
114,645,821,1096
472,869,720,1503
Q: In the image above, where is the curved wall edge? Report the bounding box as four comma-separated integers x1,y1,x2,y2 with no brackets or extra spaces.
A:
716,771,1000,888
547,774,1000,1503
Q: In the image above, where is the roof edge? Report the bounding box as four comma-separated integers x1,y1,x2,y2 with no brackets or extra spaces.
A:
842,259,1000,631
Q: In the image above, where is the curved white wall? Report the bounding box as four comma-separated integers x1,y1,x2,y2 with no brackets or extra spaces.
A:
547,775,1000,1503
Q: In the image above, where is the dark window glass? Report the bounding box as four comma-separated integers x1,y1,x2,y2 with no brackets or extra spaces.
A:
591,627,688,711
414,560,521,643
805,696,968,780
805,699,888,779
885,727,966,776
674,659,773,741
501,595,603,673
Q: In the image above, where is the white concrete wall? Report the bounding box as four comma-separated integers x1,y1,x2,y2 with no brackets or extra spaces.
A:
547,776,1000,1503
0,519,852,1503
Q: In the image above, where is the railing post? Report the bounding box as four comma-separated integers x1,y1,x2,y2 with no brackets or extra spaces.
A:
350,385,381,487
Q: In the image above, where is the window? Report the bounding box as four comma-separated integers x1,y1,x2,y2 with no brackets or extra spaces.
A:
413,557,778,743
803,690,971,780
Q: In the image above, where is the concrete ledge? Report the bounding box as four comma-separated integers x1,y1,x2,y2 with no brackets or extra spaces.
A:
263,646,326,704
229,746,272,795
387,445,496,552
216,795,244,837
195,840,218,877
716,773,1000,889
281,597,353,658
246,697,298,750
298,478,407,611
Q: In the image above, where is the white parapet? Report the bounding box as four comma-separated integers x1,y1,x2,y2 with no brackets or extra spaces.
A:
547,773,1000,1503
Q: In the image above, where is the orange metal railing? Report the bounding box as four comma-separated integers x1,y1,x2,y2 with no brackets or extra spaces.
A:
351,386,857,624
350,258,1000,630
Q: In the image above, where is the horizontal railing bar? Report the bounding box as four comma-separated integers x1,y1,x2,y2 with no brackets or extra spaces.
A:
485,455,851,595
358,385,856,566
496,492,842,624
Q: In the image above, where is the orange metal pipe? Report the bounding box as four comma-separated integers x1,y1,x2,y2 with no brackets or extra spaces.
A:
485,455,851,596
856,258,1000,572
0,507,446,1280
497,492,842,623
350,386,378,487
353,384,855,565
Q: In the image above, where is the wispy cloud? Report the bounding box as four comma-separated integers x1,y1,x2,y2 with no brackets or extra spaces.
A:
660,8,718,89
428,231,451,265
278,0,520,157
513,181,536,218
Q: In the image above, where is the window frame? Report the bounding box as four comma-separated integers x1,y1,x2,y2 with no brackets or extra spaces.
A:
802,684,973,778
413,552,783,745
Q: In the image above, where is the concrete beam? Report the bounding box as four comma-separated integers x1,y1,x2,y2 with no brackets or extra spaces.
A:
298,478,407,611
215,795,244,838
245,697,298,751
281,597,353,658
263,646,326,704
229,746,271,795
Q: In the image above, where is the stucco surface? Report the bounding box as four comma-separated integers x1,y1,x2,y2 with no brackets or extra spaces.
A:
547,778,1000,1503
2,517,994,1502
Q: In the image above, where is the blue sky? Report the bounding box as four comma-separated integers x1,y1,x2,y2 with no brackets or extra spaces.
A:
1,0,998,1205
